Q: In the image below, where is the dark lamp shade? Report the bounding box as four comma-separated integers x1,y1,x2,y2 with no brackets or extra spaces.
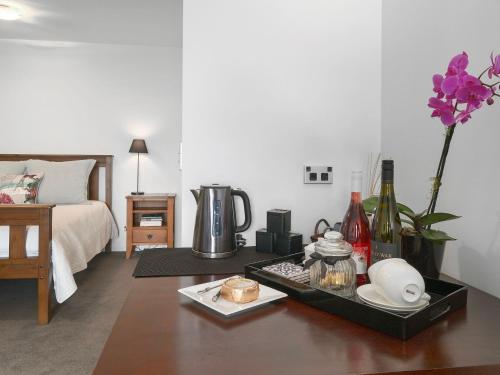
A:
129,139,148,154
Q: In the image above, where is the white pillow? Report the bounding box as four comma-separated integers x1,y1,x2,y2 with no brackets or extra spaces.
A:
25,159,96,204
0,161,26,175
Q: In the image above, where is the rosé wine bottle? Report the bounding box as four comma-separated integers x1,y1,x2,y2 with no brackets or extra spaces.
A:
340,171,371,286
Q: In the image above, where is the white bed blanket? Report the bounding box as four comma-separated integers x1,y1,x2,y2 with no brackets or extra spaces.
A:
0,201,118,303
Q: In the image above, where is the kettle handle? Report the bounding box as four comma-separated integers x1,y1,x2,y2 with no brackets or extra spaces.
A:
231,189,252,233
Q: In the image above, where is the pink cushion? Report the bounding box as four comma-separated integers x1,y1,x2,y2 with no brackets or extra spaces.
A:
0,173,44,204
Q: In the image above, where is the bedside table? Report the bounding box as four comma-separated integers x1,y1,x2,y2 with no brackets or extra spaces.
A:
125,194,175,259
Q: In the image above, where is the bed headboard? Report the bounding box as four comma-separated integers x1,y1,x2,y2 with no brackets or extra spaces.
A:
0,154,113,210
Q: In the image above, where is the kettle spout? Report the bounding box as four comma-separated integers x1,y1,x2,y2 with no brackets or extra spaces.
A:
190,189,200,203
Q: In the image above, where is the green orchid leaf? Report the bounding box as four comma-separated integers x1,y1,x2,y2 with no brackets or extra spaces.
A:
419,213,461,227
363,196,379,214
397,203,416,219
401,219,415,227
421,229,456,242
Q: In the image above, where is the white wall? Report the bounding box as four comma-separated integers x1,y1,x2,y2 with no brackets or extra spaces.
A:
0,40,182,250
382,0,500,297
182,0,382,245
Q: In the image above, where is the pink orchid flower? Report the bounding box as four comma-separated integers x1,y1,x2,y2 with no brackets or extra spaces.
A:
441,71,469,98
455,74,492,110
455,112,471,124
432,74,445,98
428,97,455,126
455,104,474,124
488,53,500,78
441,75,459,97
429,51,497,127
446,52,469,76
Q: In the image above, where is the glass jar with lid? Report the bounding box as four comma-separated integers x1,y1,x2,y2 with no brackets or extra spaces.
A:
305,231,357,297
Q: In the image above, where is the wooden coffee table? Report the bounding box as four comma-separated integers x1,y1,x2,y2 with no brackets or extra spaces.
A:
94,275,500,374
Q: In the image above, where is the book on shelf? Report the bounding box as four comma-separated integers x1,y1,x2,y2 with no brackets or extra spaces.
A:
141,213,163,220
140,213,164,227
140,221,163,227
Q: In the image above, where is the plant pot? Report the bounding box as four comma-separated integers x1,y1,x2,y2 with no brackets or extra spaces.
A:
401,235,445,279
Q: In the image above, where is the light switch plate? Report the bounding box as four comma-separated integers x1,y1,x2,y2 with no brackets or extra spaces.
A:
304,165,333,184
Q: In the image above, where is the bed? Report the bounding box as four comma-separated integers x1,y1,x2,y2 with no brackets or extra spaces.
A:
0,154,116,324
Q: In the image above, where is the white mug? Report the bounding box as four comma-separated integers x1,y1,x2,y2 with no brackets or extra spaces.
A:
372,260,426,306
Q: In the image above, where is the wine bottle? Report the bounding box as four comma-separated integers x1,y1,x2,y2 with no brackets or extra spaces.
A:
371,160,402,264
340,171,371,286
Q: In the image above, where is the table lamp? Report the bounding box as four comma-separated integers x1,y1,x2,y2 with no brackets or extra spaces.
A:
129,139,148,195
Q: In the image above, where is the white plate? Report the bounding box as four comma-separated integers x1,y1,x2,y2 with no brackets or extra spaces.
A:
178,277,288,317
356,284,430,312
358,294,429,312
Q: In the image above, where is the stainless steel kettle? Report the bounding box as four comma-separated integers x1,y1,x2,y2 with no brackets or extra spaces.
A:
191,184,251,258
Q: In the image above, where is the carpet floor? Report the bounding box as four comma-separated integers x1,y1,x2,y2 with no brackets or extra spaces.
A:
0,252,137,375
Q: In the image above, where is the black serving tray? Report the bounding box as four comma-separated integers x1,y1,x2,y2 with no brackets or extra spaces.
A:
245,252,468,340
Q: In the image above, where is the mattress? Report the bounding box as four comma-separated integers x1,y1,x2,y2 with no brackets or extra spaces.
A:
0,200,118,303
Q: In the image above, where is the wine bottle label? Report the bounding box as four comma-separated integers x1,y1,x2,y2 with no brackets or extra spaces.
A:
371,241,399,264
352,245,369,274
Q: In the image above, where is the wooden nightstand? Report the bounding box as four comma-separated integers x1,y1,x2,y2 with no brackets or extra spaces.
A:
125,193,175,259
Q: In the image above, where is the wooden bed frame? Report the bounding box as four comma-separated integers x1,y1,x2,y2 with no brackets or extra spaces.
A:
0,154,113,324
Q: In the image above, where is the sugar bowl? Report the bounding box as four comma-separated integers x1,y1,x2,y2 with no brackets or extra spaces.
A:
305,231,356,297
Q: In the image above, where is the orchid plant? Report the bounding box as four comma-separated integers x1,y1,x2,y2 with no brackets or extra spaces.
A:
364,52,500,243
427,52,499,216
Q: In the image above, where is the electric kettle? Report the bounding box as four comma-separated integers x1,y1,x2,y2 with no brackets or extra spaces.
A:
190,184,252,258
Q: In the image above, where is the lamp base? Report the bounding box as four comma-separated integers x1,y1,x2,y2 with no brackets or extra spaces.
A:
131,191,145,195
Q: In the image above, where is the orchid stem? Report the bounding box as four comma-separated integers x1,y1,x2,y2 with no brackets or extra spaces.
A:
426,125,456,224
478,67,490,80
481,81,500,88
